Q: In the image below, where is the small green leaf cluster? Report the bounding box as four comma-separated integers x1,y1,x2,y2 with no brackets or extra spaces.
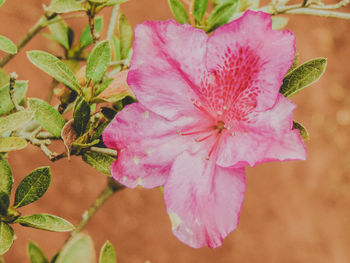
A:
0,163,73,255
24,2,134,176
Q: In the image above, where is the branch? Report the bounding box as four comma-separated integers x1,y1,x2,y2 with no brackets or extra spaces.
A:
281,7,350,19
59,178,124,250
20,131,59,160
232,0,350,20
0,16,47,67
90,146,118,157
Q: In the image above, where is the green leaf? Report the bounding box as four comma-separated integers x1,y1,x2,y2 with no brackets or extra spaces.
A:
280,58,327,97
119,14,133,59
50,0,85,13
82,152,115,176
56,234,96,263
14,166,51,208
293,121,309,140
16,214,74,232
0,111,34,135
0,36,17,54
27,51,81,93
28,241,49,263
0,80,28,116
271,16,289,30
80,17,104,48
0,137,27,152
0,0,5,8
99,241,116,263
28,98,65,137
207,0,239,32
47,17,70,50
0,157,13,195
111,35,121,61
73,98,90,135
193,0,208,24
86,40,112,84
0,222,14,255
168,0,190,24
0,192,9,216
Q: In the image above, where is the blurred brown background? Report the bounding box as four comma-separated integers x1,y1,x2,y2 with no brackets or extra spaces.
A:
1,0,350,262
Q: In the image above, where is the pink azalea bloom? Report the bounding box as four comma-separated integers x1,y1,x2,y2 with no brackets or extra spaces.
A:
103,10,306,248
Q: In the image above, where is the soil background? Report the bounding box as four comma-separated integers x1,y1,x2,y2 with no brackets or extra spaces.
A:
1,0,350,262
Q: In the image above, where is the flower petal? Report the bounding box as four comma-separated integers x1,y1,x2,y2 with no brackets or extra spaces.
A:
217,95,307,168
128,20,208,120
103,103,193,188
164,150,246,248
206,10,296,113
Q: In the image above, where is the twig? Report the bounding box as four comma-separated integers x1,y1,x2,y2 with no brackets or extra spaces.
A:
19,131,59,160
87,4,98,43
90,146,118,157
59,178,124,250
309,0,350,9
280,7,350,19
232,0,350,20
106,4,120,41
0,16,47,67
9,72,24,111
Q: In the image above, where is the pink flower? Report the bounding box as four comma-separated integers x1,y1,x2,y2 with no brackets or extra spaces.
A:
103,10,306,248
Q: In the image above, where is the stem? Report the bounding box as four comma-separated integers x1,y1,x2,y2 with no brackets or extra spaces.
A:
87,4,98,43
61,178,124,246
90,146,118,157
0,16,47,67
106,4,120,41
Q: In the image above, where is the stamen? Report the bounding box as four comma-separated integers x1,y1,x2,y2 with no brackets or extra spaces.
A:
180,127,214,136
206,132,222,160
192,100,216,121
195,133,214,142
